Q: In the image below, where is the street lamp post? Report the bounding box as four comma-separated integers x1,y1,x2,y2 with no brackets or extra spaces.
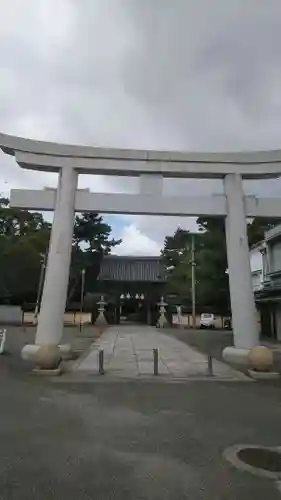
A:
191,234,196,329
79,268,86,333
186,234,197,329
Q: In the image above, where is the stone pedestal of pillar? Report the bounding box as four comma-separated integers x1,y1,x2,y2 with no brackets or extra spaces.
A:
22,343,75,362
59,343,76,360
222,347,252,365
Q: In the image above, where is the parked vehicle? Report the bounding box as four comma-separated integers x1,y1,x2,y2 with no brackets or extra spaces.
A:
200,313,215,329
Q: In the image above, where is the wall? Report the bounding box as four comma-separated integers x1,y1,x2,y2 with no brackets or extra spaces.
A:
250,247,263,273
256,307,262,334
23,311,92,325
172,314,225,329
252,272,263,291
275,306,281,342
250,247,263,290
0,305,22,325
269,240,281,274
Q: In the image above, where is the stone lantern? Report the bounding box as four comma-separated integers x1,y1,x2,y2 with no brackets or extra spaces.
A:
157,296,168,328
95,295,107,328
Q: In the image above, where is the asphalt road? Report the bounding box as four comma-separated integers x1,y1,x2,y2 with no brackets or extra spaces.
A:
0,326,281,498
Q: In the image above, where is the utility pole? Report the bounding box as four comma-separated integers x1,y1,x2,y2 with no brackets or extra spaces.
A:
191,234,196,329
33,253,46,324
79,268,86,333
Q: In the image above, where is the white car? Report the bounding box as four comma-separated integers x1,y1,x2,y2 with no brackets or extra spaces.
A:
200,313,215,329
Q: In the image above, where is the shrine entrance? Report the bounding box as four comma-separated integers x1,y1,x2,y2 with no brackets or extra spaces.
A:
94,255,167,325
1,131,281,366
118,295,166,326
119,295,149,324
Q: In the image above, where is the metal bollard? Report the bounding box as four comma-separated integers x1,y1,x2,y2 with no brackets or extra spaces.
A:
153,348,159,376
207,354,213,377
98,348,105,375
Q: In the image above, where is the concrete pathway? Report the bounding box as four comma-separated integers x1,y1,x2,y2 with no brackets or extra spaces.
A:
76,325,248,380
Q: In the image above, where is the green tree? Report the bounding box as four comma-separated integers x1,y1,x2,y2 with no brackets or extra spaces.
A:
0,198,51,303
161,227,191,270
1,230,50,303
247,217,281,247
0,197,50,236
161,216,280,314
67,213,121,302
196,217,229,313
161,228,202,304
0,200,121,305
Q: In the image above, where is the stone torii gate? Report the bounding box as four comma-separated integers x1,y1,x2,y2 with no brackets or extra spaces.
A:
1,132,281,366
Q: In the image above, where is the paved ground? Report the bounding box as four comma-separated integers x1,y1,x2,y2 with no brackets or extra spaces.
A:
1,325,281,498
164,327,281,375
76,325,247,380
1,374,281,498
165,327,234,361
2,324,95,354
0,324,100,373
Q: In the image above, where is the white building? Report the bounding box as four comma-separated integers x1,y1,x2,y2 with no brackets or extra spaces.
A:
250,243,265,292
251,224,281,342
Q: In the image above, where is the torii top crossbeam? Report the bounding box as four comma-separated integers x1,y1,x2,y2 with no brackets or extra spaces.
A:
1,132,281,178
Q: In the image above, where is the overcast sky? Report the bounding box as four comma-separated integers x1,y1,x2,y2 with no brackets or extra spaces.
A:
1,0,281,255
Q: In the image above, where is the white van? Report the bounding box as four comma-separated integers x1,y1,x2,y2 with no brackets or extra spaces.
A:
200,313,215,329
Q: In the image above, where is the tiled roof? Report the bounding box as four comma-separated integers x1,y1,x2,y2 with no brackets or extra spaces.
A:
98,256,166,282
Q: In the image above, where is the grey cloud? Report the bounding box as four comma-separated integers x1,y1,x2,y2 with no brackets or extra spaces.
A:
135,215,198,248
1,0,281,248
121,0,281,150
194,19,281,121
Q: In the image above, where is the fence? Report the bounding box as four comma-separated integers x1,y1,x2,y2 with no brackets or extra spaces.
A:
23,311,92,325
0,305,22,325
172,313,228,329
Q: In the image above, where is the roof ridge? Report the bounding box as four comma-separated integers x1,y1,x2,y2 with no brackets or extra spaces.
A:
105,255,162,260
98,255,166,282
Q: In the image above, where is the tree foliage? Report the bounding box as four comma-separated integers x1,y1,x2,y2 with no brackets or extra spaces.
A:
161,228,191,270
67,213,121,302
161,228,203,304
0,199,120,304
196,217,229,313
247,217,281,247
161,216,279,314
0,198,51,303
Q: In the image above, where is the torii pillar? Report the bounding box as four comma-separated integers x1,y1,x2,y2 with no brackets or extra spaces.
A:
222,173,259,365
23,167,78,360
